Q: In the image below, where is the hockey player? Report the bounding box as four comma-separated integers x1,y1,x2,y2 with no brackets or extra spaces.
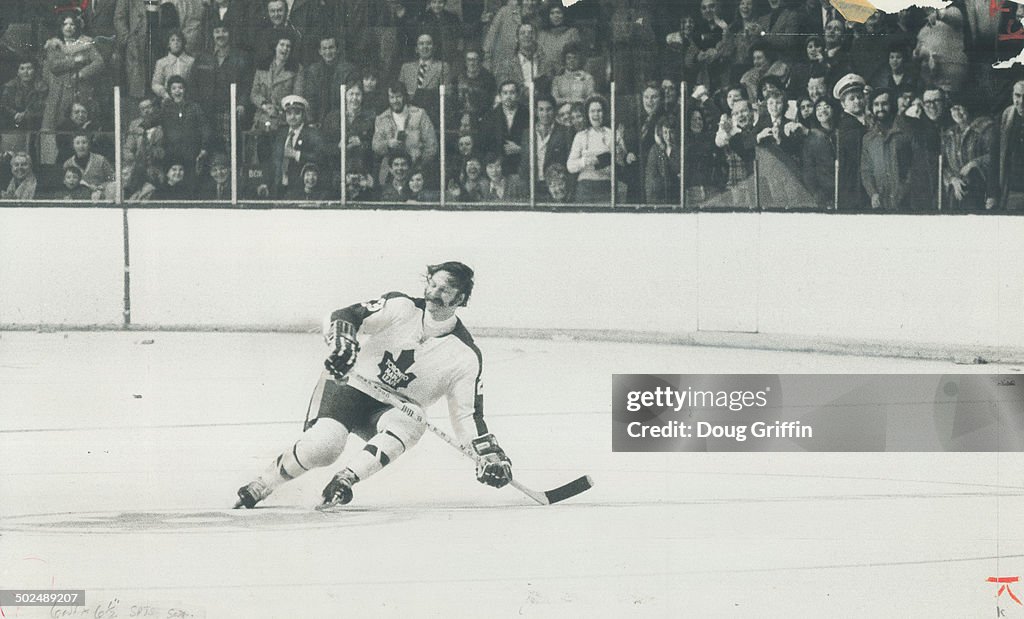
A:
235,261,513,509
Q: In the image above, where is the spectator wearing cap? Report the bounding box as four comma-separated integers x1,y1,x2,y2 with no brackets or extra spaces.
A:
197,152,233,200
159,75,211,174
371,83,438,186
860,88,914,211
941,94,994,211
988,80,1024,211
152,30,196,101
258,94,325,198
834,73,868,210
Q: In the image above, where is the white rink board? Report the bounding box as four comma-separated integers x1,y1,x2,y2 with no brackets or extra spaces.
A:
1,332,1023,618
0,208,124,325
0,209,1021,351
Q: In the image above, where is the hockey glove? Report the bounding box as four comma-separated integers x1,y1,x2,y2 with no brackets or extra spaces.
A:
471,433,513,488
324,319,359,380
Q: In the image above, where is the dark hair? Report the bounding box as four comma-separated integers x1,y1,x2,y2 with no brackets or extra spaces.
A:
867,87,893,107
265,33,299,71
886,40,908,55
749,41,773,62
426,261,475,306
166,75,187,90
166,29,186,48
62,165,83,180
57,13,84,39
389,151,411,166
535,94,556,109
583,94,609,126
561,42,583,62
805,35,825,50
387,81,407,98
498,79,519,93
758,76,785,98
484,150,504,166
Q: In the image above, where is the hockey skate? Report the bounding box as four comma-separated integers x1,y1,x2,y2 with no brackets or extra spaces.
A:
317,469,358,511
234,478,272,509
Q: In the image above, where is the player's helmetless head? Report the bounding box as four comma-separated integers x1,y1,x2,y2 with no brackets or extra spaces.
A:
425,262,474,309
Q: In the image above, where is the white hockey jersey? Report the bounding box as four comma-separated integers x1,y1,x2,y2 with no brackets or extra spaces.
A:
325,292,486,444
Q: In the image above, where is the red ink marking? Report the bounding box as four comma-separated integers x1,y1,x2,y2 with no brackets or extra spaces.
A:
989,576,1024,605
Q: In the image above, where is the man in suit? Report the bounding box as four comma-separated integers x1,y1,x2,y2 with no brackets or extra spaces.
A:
988,80,1024,211
371,83,439,185
834,73,869,211
257,95,325,198
480,80,529,174
518,95,572,197
398,33,452,124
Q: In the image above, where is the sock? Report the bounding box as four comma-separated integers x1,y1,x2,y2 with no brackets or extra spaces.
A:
259,418,349,489
345,430,407,483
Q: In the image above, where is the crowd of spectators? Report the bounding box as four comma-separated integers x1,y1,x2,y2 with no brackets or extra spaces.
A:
0,0,1020,209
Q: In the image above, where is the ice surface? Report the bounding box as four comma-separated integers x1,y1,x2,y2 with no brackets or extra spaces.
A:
1,332,1022,617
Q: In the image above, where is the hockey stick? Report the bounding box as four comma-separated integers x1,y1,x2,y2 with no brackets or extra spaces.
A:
345,373,593,505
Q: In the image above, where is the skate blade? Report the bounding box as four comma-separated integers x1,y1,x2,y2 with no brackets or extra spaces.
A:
315,500,347,513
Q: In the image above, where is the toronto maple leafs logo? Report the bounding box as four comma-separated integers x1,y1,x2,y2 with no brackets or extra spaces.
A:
378,350,417,389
